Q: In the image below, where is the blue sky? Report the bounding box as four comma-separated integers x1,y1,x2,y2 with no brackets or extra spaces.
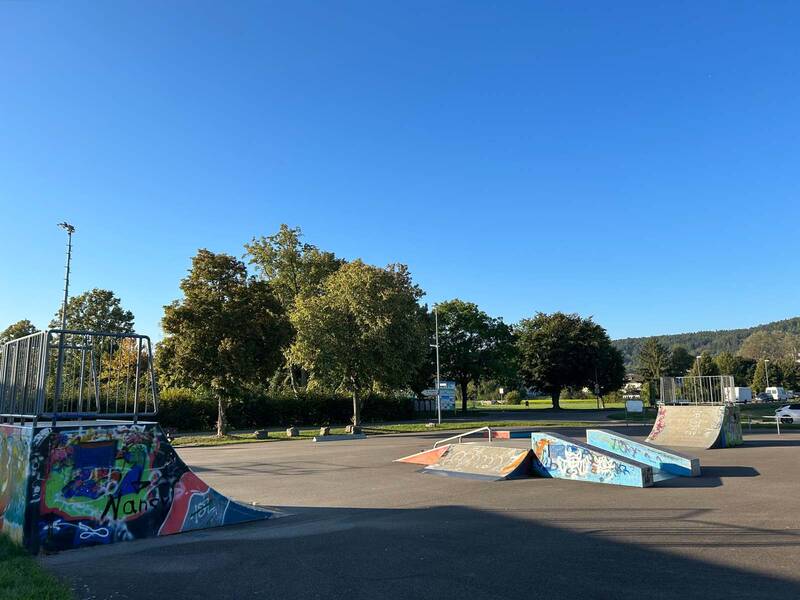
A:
1,2,798,341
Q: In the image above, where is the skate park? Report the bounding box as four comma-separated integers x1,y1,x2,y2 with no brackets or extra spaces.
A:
3,333,800,599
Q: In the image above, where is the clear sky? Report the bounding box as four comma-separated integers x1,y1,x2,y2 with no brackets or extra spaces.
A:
1,2,798,341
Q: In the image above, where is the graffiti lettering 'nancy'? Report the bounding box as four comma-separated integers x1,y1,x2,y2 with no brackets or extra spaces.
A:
101,495,159,520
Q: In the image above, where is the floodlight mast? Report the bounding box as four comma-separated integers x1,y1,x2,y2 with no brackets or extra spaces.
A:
53,222,76,423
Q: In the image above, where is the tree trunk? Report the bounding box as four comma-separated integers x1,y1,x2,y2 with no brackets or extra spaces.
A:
460,380,468,413
216,396,227,437
352,389,361,426
550,388,562,410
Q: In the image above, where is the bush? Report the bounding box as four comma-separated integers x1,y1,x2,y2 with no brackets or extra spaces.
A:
158,388,217,431
156,388,415,431
504,390,521,404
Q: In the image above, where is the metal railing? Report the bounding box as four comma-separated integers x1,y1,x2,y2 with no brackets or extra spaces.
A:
433,426,493,448
0,329,158,423
659,375,735,405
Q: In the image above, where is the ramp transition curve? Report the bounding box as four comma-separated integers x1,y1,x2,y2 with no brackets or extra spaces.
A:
646,405,743,449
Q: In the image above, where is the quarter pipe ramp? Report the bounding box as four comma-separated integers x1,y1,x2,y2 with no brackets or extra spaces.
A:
646,405,743,449
1,421,273,554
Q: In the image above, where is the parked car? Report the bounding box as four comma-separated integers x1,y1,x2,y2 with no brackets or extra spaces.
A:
775,404,800,424
754,392,773,403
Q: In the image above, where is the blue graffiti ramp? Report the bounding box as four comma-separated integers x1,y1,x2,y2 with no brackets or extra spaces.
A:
531,432,654,488
586,429,700,477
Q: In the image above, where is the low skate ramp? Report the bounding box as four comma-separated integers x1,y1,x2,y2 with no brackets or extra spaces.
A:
646,405,742,449
586,429,700,477
422,444,532,480
531,432,653,488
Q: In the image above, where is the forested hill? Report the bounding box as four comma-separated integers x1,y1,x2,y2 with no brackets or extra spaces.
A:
612,316,800,366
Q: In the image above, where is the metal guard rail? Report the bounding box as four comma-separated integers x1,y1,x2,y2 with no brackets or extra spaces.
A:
433,426,493,448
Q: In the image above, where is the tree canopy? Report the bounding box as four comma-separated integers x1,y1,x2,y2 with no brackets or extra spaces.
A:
51,288,134,333
0,319,39,345
160,250,290,435
435,299,517,411
245,224,343,308
516,312,618,409
288,260,427,425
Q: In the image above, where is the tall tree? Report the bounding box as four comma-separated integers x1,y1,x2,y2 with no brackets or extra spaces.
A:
714,352,756,386
516,312,617,409
51,288,134,333
636,339,670,381
161,250,290,436
688,351,719,376
667,346,694,376
288,260,427,426
435,299,515,412
0,320,39,345
245,224,344,391
245,224,343,307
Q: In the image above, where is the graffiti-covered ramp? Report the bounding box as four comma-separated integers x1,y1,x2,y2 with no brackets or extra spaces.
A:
422,443,532,480
1,421,275,554
646,405,743,449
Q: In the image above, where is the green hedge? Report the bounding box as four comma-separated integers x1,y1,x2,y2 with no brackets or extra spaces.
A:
157,388,415,432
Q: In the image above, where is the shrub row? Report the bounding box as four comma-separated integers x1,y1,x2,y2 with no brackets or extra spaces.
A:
157,388,416,432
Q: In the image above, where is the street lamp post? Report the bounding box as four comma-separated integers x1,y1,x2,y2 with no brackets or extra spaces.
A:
53,222,75,423
431,306,441,425
765,359,770,390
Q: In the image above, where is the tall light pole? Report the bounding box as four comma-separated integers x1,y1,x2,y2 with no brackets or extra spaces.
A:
53,222,75,422
764,358,770,390
432,306,441,425
57,222,75,330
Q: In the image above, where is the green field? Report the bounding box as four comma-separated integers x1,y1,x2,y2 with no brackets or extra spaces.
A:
0,534,72,600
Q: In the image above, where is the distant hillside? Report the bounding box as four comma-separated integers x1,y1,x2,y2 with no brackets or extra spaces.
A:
613,316,800,367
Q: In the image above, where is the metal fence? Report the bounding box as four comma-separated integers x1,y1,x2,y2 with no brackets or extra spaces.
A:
0,330,158,423
659,375,735,405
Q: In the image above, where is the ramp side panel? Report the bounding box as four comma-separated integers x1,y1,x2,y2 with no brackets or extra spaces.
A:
423,444,532,480
586,429,700,477
28,422,272,553
647,405,742,449
395,445,450,465
0,424,33,546
531,432,653,488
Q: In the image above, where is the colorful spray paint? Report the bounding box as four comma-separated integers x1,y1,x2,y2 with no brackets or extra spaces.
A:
0,421,272,554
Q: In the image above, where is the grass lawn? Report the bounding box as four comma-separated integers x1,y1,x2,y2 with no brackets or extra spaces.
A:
0,534,72,600
171,419,609,447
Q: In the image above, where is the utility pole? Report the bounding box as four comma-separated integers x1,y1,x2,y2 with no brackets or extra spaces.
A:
434,307,441,425
53,222,75,422
765,358,770,389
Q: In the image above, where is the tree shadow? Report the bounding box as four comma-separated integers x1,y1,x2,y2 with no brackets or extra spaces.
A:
44,504,800,600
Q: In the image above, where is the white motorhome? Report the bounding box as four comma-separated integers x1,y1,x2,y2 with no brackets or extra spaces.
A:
724,386,752,403
766,387,789,401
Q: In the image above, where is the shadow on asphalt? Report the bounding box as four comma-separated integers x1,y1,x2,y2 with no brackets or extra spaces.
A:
45,504,800,600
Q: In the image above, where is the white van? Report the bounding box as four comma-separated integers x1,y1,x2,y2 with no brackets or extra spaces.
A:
766,387,789,401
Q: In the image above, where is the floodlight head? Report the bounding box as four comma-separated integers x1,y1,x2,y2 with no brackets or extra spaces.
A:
57,222,75,234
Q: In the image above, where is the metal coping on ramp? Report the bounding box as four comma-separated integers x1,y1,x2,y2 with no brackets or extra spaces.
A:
531,432,654,488
422,443,533,481
586,429,700,477
0,421,274,554
646,405,743,449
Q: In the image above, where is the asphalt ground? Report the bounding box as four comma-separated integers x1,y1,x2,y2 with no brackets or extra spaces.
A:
41,426,800,600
